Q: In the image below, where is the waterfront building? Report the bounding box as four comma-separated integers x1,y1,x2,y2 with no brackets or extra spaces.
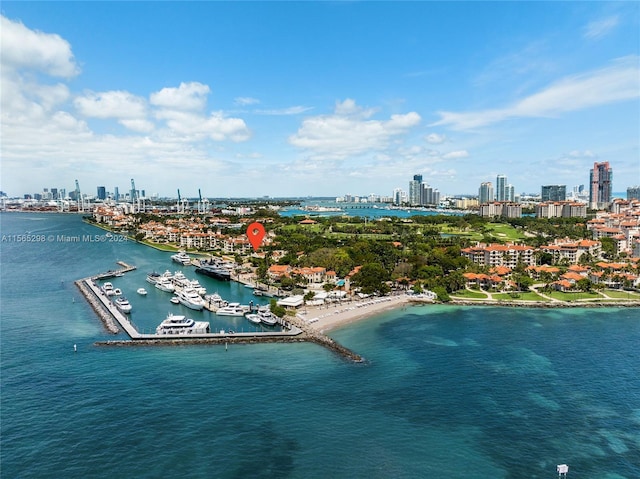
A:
421,184,440,206
541,185,566,202
540,239,601,264
478,182,494,204
409,175,422,206
461,243,536,268
589,161,613,210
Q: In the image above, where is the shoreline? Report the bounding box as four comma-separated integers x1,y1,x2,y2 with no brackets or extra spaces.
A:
295,295,640,333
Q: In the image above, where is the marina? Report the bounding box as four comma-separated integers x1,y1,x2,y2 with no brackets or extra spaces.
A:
75,262,364,361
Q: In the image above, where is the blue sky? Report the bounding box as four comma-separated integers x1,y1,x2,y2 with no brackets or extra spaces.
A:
1,2,638,199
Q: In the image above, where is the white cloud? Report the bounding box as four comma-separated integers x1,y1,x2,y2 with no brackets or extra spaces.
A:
255,106,313,115
0,15,79,78
150,82,210,111
584,15,620,40
425,133,446,144
75,90,148,119
289,99,420,159
155,109,250,142
432,56,640,130
235,97,260,106
443,150,469,160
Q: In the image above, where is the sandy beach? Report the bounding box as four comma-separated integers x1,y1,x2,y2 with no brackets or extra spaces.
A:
295,294,428,332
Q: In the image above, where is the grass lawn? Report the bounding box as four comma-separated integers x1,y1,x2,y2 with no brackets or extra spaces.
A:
492,291,550,301
545,290,601,301
452,289,490,299
483,223,527,242
601,289,640,300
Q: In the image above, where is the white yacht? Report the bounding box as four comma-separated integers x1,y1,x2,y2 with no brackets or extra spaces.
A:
156,313,210,335
146,272,160,284
114,296,132,313
154,277,175,293
246,313,261,324
102,282,115,296
188,279,206,296
216,303,248,316
137,288,148,295
171,251,191,265
258,310,278,326
176,288,205,310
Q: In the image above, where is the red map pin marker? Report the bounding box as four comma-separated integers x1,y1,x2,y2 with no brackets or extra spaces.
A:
246,222,266,251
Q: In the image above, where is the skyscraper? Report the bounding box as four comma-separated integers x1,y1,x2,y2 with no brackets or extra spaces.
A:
97,186,106,200
627,186,640,201
541,185,567,202
479,182,494,204
589,162,613,210
496,174,507,202
409,174,422,205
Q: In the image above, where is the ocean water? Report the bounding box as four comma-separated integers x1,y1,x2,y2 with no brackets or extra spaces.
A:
1,213,639,478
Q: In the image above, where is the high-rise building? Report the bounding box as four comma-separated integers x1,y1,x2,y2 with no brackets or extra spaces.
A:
97,186,106,200
114,187,119,201
479,182,494,204
506,184,515,202
589,161,613,210
421,184,440,205
409,174,422,205
627,186,640,201
496,174,507,202
51,188,58,200
541,185,566,202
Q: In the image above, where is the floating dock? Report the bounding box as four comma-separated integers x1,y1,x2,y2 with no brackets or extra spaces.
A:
76,263,364,362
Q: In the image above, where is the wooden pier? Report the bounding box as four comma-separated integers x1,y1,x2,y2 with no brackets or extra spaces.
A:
76,263,364,362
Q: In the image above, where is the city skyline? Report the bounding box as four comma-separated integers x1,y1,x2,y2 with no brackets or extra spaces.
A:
1,2,639,198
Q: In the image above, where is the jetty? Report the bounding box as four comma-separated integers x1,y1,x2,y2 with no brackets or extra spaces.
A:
76,263,364,362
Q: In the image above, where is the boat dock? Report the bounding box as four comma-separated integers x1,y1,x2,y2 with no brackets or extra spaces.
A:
76,264,364,362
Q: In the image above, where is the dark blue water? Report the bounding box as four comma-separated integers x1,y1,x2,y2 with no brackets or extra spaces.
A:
1,213,639,478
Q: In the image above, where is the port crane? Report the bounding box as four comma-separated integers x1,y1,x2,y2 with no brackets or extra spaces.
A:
198,189,209,214
75,179,84,212
177,189,189,213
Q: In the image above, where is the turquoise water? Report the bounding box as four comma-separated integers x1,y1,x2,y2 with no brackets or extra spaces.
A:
1,213,639,478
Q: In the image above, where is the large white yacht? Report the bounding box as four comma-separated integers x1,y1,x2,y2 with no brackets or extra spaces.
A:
171,251,191,265
176,288,205,310
114,296,132,313
154,277,175,293
156,313,210,335
216,303,248,316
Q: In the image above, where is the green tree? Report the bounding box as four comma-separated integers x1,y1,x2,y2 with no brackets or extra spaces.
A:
351,262,390,295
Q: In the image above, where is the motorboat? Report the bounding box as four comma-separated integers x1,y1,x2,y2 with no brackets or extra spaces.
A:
154,277,175,293
114,296,132,313
156,313,210,335
113,288,122,296
171,251,191,265
216,303,248,316
137,288,148,295
258,310,278,326
102,282,115,295
245,313,261,324
146,272,161,284
188,279,206,296
176,288,205,310
170,296,180,304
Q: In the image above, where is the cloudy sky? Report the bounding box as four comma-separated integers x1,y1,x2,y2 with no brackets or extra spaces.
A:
1,2,638,199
